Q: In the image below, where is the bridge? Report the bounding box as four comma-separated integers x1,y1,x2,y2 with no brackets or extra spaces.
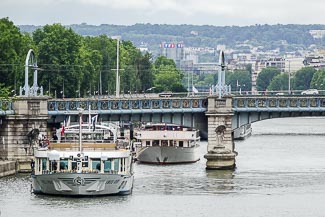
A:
3,49,325,171
1,94,325,171
2,94,325,130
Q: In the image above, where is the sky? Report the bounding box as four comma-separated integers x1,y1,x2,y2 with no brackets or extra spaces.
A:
1,0,325,26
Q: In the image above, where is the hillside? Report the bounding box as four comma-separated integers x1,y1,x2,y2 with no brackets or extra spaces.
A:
19,23,325,55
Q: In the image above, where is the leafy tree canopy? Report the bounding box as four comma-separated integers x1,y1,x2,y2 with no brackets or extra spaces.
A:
292,67,316,91
256,67,281,91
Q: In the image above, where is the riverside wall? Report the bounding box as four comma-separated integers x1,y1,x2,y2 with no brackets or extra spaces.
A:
0,161,16,178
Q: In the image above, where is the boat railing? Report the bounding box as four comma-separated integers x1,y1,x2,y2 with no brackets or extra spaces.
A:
46,142,117,151
40,169,122,175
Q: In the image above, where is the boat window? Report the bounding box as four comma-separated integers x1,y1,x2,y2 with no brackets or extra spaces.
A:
60,159,68,170
41,158,47,171
179,141,184,147
71,162,77,171
50,160,57,172
82,162,88,167
92,160,101,171
114,159,119,172
120,158,125,172
153,140,159,147
162,140,168,146
104,160,112,172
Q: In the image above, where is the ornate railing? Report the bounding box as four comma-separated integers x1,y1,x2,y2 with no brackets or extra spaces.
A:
47,97,208,115
232,96,325,112
3,95,325,116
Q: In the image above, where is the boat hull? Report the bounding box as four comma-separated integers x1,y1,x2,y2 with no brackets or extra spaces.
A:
136,146,200,164
31,173,134,196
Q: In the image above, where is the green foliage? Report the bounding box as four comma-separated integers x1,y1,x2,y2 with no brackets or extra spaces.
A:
0,17,34,91
154,56,176,68
268,73,289,91
33,24,84,97
0,83,10,98
256,67,281,91
310,69,325,90
226,70,252,92
154,64,186,92
292,67,316,91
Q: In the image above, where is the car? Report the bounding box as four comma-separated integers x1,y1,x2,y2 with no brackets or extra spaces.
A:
275,92,285,95
301,89,319,95
158,91,173,97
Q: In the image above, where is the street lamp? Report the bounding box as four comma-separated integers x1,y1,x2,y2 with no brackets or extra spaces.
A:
111,36,121,97
285,59,292,94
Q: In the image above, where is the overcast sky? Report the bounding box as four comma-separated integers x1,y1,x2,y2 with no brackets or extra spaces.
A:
2,0,325,26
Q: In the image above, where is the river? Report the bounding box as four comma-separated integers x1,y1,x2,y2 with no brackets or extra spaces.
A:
1,117,325,217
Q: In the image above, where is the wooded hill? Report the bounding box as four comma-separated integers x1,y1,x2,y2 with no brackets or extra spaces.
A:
19,23,325,53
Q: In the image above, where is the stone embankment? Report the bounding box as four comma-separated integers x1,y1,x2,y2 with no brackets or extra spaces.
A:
0,161,16,178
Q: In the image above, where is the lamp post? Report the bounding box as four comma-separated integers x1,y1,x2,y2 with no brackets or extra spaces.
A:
288,60,291,94
111,36,121,98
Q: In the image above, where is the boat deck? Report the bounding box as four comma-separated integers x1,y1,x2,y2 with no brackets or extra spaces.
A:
48,142,117,150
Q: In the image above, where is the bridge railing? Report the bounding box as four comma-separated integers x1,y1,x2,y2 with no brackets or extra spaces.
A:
47,97,208,115
232,95,325,112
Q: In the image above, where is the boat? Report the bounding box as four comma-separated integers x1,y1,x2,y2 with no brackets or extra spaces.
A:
133,123,200,164
31,114,134,196
233,123,252,140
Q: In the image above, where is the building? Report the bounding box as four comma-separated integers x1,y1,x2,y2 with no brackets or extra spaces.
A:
159,42,185,67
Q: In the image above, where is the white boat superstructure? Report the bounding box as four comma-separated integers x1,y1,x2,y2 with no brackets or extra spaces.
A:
31,119,134,196
134,123,200,164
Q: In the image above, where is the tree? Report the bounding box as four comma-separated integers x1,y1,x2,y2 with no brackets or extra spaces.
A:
226,69,252,92
256,67,281,91
0,17,34,92
268,73,289,91
292,67,316,91
0,83,10,98
154,64,186,92
33,24,83,98
154,56,176,68
310,69,325,90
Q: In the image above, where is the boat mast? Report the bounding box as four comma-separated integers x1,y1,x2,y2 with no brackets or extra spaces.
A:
77,108,83,173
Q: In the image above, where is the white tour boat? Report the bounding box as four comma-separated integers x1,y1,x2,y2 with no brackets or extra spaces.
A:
133,123,200,164
31,112,134,196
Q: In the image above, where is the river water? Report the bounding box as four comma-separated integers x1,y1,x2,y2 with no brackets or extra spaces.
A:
1,117,325,217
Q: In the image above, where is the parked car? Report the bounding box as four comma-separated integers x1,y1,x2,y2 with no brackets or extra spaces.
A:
301,89,319,95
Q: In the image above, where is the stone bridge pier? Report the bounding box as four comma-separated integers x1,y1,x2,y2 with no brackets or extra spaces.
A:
0,97,49,172
204,96,236,169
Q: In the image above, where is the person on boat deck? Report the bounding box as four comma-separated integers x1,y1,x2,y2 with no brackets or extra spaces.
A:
52,133,58,141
